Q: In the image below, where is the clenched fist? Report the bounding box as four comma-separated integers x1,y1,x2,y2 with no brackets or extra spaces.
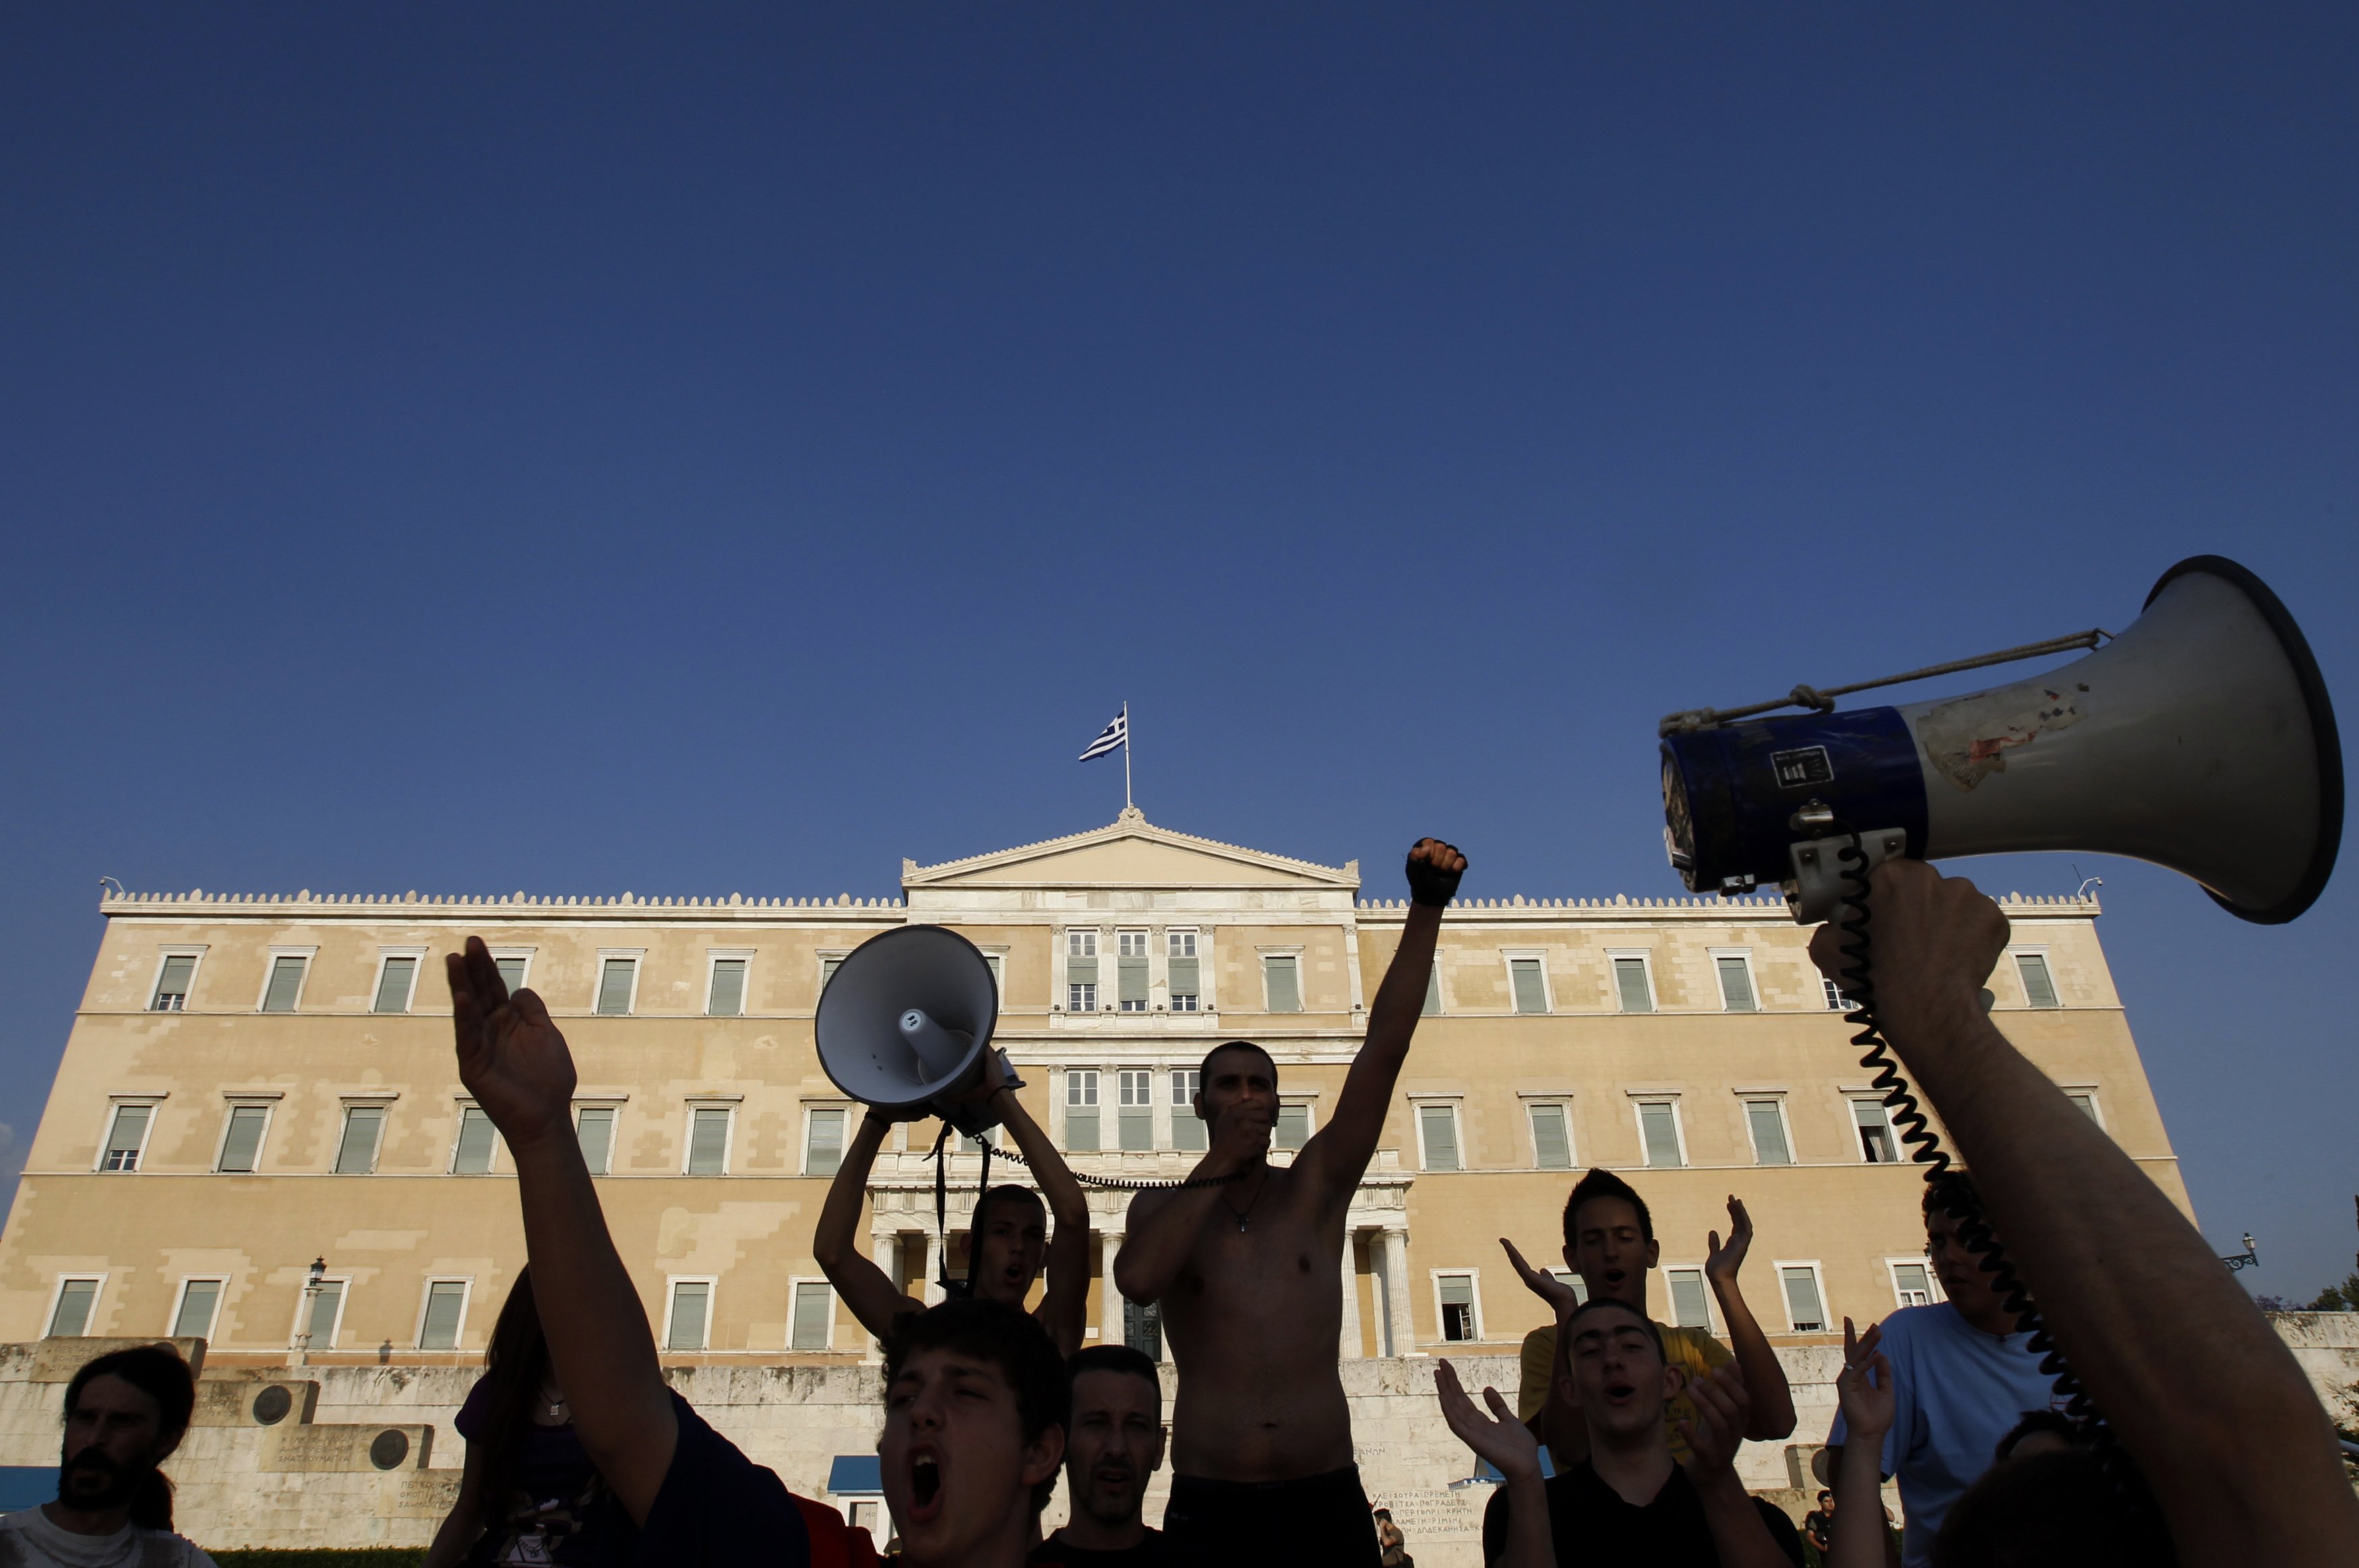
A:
1406,838,1468,908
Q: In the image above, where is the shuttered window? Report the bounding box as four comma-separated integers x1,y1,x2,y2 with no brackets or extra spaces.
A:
576,1106,615,1175
2068,1092,2100,1125
1891,1262,1934,1308
101,1105,151,1172
1065,1071,1100,1152
1716,956,1756,1012
1066,930,1098,1011
451,1107,497,1174
152,954,197,1011
1638,1102,1683,1168
1418,1104,1461,1171
173,1280,221,1340
48,1280,99,1337
1852,1100,1897,1163
805,1107,845,1176
373,957,418,1014
791,1281,833,1351
1438,1274,1477,1341
305,1280,344,1346
2017,953,2059,1008
1117,931,1149,1013
261,955,307,1013
334,1106,386,1174
1170,1071,1204,1152
1746,1100,1792,1164
1509,958,1548,1015
1613,957,1653,1013
1168,931,1200,1011
1263,955,1301,1013
596,958,638,1015
1667,1268,1712,1330
1781,1266,1827,1332
495,955,529,993
1528,1103,1572,1169
1422,963,1442,1015
686,1108,731,1174
218,1104,269,1172
708,959,747,1017
419,1282,468,1349
820,958,842,991
1276,1104,1311,1151
666,1282,709,1350
1117,1071,1154,1150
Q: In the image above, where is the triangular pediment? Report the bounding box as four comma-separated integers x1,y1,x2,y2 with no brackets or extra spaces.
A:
904,810,1357,889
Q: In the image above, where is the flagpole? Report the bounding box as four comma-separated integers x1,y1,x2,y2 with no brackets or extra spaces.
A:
1122,702,1133,811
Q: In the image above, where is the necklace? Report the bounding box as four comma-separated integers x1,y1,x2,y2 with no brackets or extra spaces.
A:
1219,1170,1271,1232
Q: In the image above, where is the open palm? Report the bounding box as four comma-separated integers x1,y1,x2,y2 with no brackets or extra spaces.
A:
447,935,578,1153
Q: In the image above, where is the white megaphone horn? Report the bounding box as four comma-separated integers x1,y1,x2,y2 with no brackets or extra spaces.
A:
815,925,1015,1135
1659,555,2343,924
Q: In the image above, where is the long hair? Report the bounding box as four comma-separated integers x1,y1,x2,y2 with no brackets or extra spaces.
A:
474,1269,553,1526
61,1344,194,1531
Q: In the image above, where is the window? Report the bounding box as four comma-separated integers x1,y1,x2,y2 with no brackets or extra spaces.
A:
1637,1101,1684,1168
1422,962,1442,1016
1437,1274,1479,1342
596,957,640,1016
1715,953,1757,1012
1117,1071,1153,1151
1779,1264,1829,1332
1170,1070,1204,1152
1611,955,1654,1013
1745,1100,1793,1165
805,1107,847,1176
2067,1092,2101,1126
1066,930,1099,1011
819,956,844,991
303,1278,346,1348
493,953,531,993
1666,1268,1712,1331
48,1278,101,1338
1890,1261,1935,1308
1262,954,1301,1013
1117,931,1149,1012
2015,953,2059,1008
685,1106,732,1175
217,1103,270,1173
983,953,1004,993
1275,1104,1311,1152
1527,1103,1572,1169
1851,1099,1898,1164
790,1280,834,1351
418,1280,470,1350
1417,1104,1461,1171
1550,1269,1589,1305
1167,931,1200,1012
708,957,748,1017
1065,1071,1101,1152
576,1106,616,1175
665,1280,711,1351
1508,958,1548,1015
150,953,200,1011
451,1106,497,1174
335,1105,387,1173
1822,978,1852,1011
171,1279,223,1340
373,955,421,1015
100,1103,154,1172
259,954,309,1013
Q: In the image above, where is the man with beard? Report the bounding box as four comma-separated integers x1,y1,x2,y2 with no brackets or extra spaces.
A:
0,1344,214,1568
1030,1346,1167,1566
1115,837,1466,1568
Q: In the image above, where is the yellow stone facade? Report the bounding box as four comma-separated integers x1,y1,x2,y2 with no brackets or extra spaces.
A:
0,811,2183,1376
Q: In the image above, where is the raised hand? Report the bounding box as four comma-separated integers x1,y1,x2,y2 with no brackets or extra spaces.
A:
447,935,579,1155
1806,858,2008,1053
1405,838,1468,908
1836,1317,1895,1443
1502,1237,1583,1321
1676,1362,1753,1486
1436,1359,1543,1483
1705,1195,1753,1286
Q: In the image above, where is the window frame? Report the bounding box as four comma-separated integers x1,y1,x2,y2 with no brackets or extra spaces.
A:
45,1274,106,1338
1274,1100,1315,1153
96,1098,163,1173
682,1102,738,1177
574,1099,624,1176
2063,1088,2104,1129
1741,1094,1796,1166
664,1276,717,1352
148,947,207,1012
1169,1068,1204,1152
450,1101,501,1175
1260,949,1305,1013
1848,1096,1900,1164
802,1102,851,1177
705,949,755,1017
1633,1097,1688,1169
1775,1259,1832,1333
1709,947,1760,1013
214,1096,278,1174
489,947,537,995
1605,949,1657,1013
1166,928,1204,1011
594,949,646,1017
169,1276,228,1340
1430,1269,1484,1344
1663,1265,1715,1333
333,1098,394,1174
1413,1099,1464,1172
370,947,428,1015
1115,1069,1156,1151
254,947,317,1013
2010,947,2060,1008
1522,1098,1575,1170
1886,1257,1942,1309
787,1276,836,1352
414,1277,474,1351
293,1274,351,1350
1502,951,1552,1015
1063,1068,1103,1152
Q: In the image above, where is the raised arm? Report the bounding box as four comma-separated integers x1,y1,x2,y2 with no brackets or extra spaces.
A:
1299,838,1465,1205
982,1063,1093,1355
1830,1320,1901,1568
811,1110,925,1340
1437,1360,1556,1568
1812,860,2359,1564
1680,1364,1798,1568
1703,1197,1797,1441
446,937,675,1525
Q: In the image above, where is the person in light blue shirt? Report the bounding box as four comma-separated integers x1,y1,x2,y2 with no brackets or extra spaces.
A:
1825,1172,2058,1568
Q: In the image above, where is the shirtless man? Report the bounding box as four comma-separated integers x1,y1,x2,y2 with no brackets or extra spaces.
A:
1114,836,1466,1568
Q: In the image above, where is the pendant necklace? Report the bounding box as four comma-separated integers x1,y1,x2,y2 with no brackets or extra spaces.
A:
1221,1171,1270,1233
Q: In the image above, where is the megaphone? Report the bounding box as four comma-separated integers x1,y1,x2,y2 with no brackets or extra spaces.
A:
816,925,1014,1137
1660,555,2343,924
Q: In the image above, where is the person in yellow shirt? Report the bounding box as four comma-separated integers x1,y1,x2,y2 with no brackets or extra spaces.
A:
1502,1169,1795,1470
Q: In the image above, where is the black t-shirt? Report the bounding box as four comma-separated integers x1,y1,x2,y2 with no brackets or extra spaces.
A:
635,1392,814,1568
1027,1528,1171,1566
1480,1460,1804,1568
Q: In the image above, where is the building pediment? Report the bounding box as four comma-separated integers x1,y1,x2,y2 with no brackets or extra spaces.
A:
903,809,1358,891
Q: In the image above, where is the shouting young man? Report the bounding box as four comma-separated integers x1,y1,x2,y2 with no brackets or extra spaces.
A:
1114,836,1467,1568
1030,1345,1169,1566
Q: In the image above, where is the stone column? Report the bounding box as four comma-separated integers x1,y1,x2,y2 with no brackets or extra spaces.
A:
922,1231,945,1306
1378,1227,1416,1356
1099,1230,1125,1345
1338,1232,1363,1359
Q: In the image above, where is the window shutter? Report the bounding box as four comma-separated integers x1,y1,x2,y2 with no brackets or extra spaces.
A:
218,1106,268,1172
103,1105,150,1171
820,958,842,989
307,1280,344,1346
1276,1104,1310,1151
596,959,636,1015
1667,1269,1711,1330
708,960,746,1017
1419,1105,1460,1170
50,1280,97,1337
173,1280,220,1340
1264,956,1300,1013
1716,956,1756,1011
667,1282,709,1350
687,1108,731,1174
373,957,417,1014
262,957,305,1013
452,1107,497,1174
1613,958,1653,1013
2017,954,2059,1008
1422,964,1442,1015
1746,1102,1791,1164
1510,959,1547,1015
791,1282,833,1350
419,1282,466,1349
153,955,196,1009
1066,1072,1100,1152
1118,955,1148,1004
1638,1102,1682,1168
1171,1072,1205,1152
1068,955,1099,985
576,1107,615,1175
1781,1267,1827,1331
1438,1274,1474,1307
1529,1104,1571,1169
806,1108,845,1175
495,957,528,993
1169,956,1200,996
2068,1093,2098,1123
334,1107,384,1174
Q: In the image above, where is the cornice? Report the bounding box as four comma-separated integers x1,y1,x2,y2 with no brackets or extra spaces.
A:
902,810,1359,889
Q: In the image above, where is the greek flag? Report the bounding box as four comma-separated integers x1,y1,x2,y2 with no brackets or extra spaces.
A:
1079,709,1128,761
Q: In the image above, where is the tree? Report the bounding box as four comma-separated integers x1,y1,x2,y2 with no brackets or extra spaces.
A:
2306,1273,2359,1312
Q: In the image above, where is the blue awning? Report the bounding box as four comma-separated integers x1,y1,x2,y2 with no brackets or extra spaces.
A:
826,1455,882,1495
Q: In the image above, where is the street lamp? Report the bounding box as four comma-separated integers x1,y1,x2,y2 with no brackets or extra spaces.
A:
295,1257,326,1366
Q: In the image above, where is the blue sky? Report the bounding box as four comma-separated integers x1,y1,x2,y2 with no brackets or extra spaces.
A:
3,5,2354,1297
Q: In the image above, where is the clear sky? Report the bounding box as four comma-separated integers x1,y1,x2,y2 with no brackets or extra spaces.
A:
4,7,2354,1299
